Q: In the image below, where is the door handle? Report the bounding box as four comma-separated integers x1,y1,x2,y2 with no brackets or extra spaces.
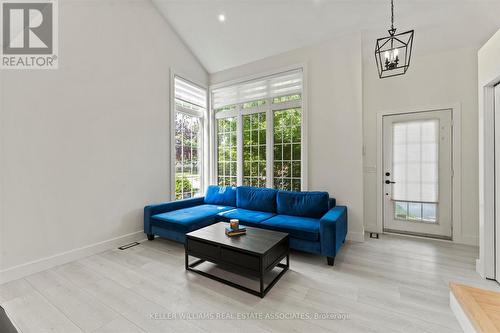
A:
385,180,396,184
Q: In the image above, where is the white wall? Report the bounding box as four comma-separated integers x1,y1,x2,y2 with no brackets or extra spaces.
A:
362,45,479,245
477,29,500,278
211,33,365,241
0,0,208,282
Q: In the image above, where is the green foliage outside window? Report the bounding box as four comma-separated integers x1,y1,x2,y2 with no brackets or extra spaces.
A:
214,104,237,114
243,113,266,187
273,94,301,104
217,117,237,187
274,108,302,191
242,100,266,109
175,112,201,199
175,176,194,200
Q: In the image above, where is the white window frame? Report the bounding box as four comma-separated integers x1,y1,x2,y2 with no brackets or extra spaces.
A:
170,70,208,200
209,64,308,190
215,116,238,187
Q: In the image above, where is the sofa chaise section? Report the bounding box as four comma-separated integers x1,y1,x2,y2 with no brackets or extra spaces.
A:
144,186,236,243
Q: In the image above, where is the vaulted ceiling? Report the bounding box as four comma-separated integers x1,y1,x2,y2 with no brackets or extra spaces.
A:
153,0,500,73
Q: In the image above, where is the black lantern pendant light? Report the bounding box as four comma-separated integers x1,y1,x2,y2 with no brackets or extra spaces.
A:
375,0,414,78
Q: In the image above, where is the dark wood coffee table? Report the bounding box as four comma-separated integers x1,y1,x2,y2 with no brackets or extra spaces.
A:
185,222,289,298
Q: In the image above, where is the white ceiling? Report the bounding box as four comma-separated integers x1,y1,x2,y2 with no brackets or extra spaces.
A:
152,0,500,73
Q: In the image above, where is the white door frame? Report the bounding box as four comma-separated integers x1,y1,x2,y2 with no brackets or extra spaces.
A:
478,74,500,279
376,104,462,242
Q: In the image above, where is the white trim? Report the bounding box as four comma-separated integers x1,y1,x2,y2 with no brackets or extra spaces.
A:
461,235,480,246
476,258,483,278
170,69,176,200
375,104,464,244
236,112,243,185
214,109,239,119
450,291,477,333
301,63,309,190
347,231,365,242
383,230,453,243
210,63,306,91
208,63,308,190
0,231,146,284
266,104,274,188
453,106,464,244
170,69,208,200
377,113,384,233
207,86,217,184
480,82,499,279
175,105,204,118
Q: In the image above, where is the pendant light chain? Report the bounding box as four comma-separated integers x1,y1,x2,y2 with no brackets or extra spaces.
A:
391,0,394,31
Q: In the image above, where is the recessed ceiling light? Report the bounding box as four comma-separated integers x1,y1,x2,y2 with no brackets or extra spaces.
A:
218,13,226,22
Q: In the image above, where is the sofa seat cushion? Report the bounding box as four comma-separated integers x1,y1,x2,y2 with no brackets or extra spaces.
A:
151,204,234,233
260,214,320,241
217,208,275,227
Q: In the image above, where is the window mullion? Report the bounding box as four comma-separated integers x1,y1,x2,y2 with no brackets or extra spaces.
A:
181,115,185,198
266,99,273,189
191,121,194,197
236,105,243,186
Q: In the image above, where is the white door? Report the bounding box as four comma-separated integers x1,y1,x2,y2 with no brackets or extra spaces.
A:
494,84,500,281
383,110,453,239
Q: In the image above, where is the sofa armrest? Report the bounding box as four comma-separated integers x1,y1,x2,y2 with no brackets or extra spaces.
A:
144,196,205,234
319,205,348,257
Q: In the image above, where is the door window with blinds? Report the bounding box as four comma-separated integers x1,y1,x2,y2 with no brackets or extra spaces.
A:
173,76,207,200
392,119,439,222
212,69,304,191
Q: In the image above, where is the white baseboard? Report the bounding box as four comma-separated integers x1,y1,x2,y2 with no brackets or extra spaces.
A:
363,228,478,247
476,259,485,278
347,231,365,242
363,223,380,234
457,235,479,246
450,291,477,333
0,230,146,284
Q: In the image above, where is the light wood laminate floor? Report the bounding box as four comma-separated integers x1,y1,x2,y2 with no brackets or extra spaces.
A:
1,233,499,333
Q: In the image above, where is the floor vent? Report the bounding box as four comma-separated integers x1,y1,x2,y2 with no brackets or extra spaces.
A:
369,233,379,239
118,242,140,250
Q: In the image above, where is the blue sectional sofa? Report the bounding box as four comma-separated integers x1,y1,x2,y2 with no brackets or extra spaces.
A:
144,186,348,265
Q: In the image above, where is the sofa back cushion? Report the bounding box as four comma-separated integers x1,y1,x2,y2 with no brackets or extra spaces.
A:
204,185,236,207
277,190,330,218
236,186,277,213
329,197,337,209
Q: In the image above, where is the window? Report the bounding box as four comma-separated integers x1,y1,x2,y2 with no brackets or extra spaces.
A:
212,69,304,190
217,117,237,187
273,108,301,191
392,119,439,223
173,76,206,200
394,201,437,222
243,112,266,187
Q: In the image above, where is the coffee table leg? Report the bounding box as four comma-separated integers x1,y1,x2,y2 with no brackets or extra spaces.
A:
259,275,264,298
